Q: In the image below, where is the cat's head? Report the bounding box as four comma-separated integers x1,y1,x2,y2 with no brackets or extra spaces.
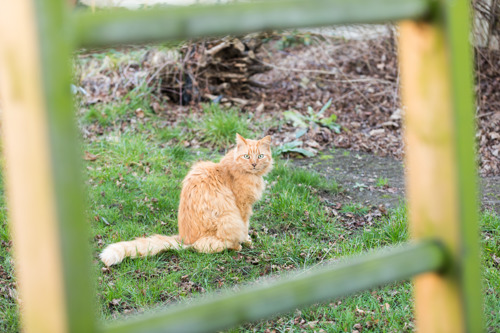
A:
234,134,273,175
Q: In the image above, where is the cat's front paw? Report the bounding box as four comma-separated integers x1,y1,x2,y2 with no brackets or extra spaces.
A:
243,235,253,248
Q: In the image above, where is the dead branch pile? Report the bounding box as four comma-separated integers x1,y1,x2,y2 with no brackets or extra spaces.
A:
473,0,500,49
146,37,271,106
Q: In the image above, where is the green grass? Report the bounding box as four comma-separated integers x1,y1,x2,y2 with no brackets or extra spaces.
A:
81,83,155,128
376,177,389,187
341,203,370,216
0,80,498,332
197,103,252,148
0,202,18,333
1,135,499,331
271,163,338,194
482,210,500,332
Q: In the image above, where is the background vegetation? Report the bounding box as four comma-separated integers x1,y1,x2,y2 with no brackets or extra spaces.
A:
1,80,498,331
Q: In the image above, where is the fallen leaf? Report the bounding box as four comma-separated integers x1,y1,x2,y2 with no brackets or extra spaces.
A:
255,103,264,113
369,129,385,137
493,254,500,265
110,298,121,306
135,108,145,118
84,151,98,161
378,204,387,215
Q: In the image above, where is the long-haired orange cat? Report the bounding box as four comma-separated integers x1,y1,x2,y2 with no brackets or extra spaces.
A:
100,134,273,266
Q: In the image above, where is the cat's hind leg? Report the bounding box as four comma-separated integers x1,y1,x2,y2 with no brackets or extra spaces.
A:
215,213,248,248
191,236,241,253
192,213,246,253
243,234,253,247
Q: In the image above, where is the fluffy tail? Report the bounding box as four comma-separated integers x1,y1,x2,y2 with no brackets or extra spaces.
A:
100,234,188,266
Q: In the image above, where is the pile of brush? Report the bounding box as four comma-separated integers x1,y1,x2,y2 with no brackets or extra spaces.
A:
145,36,271,106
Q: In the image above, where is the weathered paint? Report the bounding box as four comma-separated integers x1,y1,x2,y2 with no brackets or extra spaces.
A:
103,241,445,333
73,0,432,47
0,0,481,332
0,1,96,332
399,2,482,330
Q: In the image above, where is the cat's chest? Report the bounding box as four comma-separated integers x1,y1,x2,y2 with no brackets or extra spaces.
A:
232,176,264,205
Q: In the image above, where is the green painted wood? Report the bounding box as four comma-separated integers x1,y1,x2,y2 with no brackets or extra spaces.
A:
441,0,483,331
102,241,446,333
399,1,482,331
73,0,431,47
3,1,475,333
34,1,96,332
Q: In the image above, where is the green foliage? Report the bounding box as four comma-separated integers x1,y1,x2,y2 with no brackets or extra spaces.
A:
156,126,183,142
198,103,251,148
276,31,312,50
271,163,339,193
274,140,315,157
340,203,370,216
0,190,19,333
0,128,499,332
276,99,341,157
481,210,500,331
0,90,497,332
284,98,341,134
82,83,154,127
376,177,389,187
353,182,368,191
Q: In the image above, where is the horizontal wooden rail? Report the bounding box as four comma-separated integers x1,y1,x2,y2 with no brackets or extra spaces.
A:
102,240,446,333
73,0,432,48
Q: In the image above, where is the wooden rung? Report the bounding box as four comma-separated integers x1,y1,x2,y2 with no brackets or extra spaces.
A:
0,1,96,332
103,241,445,333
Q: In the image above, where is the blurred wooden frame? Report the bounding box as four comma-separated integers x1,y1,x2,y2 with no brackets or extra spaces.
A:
0,0,482,332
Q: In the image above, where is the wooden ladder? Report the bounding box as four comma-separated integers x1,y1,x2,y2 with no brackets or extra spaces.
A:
0,0,482,332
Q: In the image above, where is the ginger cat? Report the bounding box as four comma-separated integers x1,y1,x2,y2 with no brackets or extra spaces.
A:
100,134,273,266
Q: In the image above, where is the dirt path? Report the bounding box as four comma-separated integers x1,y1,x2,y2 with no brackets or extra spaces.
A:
292,148,500,214
483,175,500,213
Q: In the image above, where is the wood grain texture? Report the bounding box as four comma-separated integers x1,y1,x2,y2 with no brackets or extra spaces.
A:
0,1,479,332
442,0,483,330
399,18,481,332
0,1,95,332
103,241,445,333
0,2,68,332
73,0,432,47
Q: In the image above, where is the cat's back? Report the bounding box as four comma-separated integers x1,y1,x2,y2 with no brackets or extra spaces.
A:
182,160,225,187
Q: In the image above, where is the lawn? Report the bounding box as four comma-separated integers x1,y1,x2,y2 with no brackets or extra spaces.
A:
0,79,499,333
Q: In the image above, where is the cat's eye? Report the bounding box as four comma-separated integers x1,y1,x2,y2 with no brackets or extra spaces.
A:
258,154,265,159
243,154,250,159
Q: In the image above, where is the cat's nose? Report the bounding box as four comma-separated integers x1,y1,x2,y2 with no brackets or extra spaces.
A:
252,163,257,168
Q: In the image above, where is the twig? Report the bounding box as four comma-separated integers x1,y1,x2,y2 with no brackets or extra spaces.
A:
101,217,110,226
477,111,498,119
256,58,394,85
146,60,174,86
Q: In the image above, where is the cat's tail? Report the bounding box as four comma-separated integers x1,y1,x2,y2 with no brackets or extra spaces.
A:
100,234,189,266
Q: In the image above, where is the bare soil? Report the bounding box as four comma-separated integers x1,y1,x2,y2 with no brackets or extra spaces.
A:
293,148,500,214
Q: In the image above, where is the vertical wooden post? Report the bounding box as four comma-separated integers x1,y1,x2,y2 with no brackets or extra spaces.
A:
399,1,482,332
0,1,95,332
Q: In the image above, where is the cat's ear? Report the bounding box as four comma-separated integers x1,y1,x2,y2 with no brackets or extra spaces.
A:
259,135,272,150
236,133,248,150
